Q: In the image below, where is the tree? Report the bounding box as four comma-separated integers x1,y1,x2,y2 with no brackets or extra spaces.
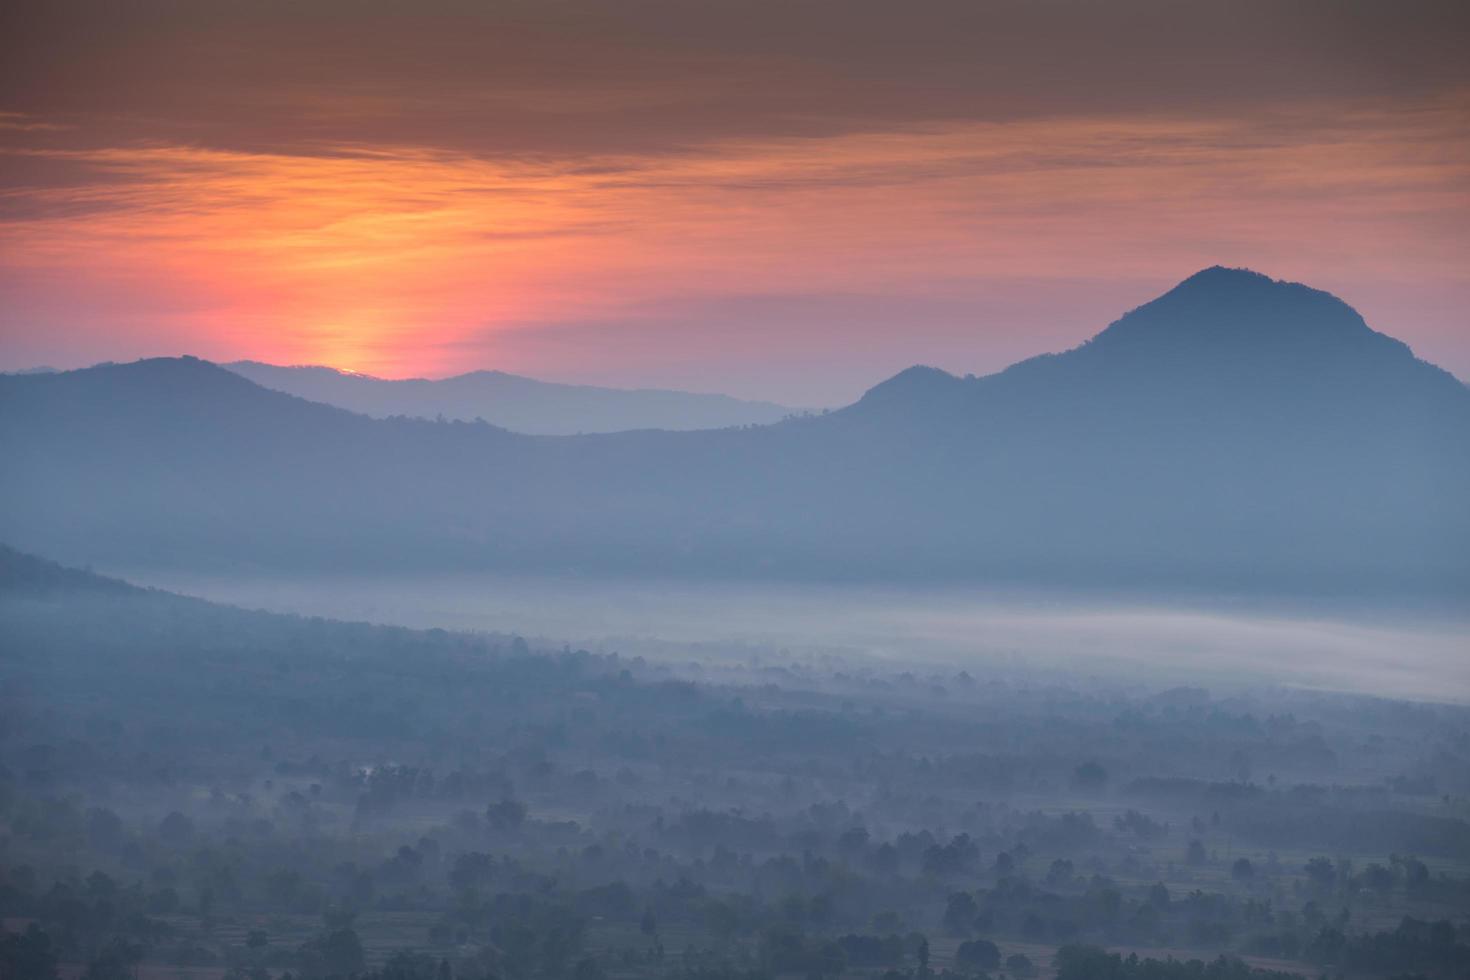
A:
486,799,527,831
1186,839,1208,865
1055,944,1301,980
1393,855,1430,896
1115,809,1167,840
376,951,440,980
1006,952,1036,977
449,852,496,892
0,925,60,980
1359,863,1394,898
1232,858,1255,881
838,826,870,854
301,926,364,978
86,807,125,850
159,811,195,843
943,892,979,936
81,939,143,980
955,938,1001,971
1305,857,1336,890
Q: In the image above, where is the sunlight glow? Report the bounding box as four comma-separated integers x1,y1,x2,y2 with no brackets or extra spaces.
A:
2,97,1467,385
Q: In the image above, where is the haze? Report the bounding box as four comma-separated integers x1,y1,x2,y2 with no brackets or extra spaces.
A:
108,567,1470,705
2,5,1469,980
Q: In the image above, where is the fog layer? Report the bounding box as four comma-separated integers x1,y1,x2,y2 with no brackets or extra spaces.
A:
112,569,1470,705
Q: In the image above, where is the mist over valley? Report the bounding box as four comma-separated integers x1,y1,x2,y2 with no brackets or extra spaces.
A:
3,5,1469,975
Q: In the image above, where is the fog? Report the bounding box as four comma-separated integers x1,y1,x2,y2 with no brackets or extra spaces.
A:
111,569,1470,704
4,275,1469,979
6,546,1470,980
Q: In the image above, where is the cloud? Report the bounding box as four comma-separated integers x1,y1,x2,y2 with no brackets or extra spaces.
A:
1,2,1468,395
5,1,1469,158
3,98,1469,395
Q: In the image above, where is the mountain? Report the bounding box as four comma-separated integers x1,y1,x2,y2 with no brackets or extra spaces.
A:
1,268,1466,592
222,361,801,434
0,542,139,596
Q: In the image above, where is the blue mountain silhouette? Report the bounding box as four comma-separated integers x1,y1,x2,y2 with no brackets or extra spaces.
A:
2,269,1465,592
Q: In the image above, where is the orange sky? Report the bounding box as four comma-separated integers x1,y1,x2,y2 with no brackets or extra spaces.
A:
2,1,1468,402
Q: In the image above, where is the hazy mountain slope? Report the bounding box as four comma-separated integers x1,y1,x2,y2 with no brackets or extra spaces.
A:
0,543,140,596
223,361,800,434
830,267,1470,582
2,268,1466,591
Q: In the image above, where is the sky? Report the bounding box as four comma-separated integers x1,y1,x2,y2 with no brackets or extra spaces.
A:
1,0,1467,404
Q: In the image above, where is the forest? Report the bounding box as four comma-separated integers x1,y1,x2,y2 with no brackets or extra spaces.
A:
2,547,1467,979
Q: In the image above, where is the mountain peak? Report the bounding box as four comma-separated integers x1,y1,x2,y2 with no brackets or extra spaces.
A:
1080,266,1407,364
846,268,1461,425
854,365,964,410
1150,265,1338,314
1173,265,1276,290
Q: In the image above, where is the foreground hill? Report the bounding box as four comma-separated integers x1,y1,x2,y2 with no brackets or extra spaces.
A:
1,267,1466,591
225,360,800,434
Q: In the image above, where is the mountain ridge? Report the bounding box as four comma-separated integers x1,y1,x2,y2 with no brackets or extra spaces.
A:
223,360,802,434
3,268,1466,592
844,267,1467,430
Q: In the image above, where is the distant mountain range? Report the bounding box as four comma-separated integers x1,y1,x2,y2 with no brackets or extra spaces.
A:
2,267,1466,592
2,366,60,376
223,361,801,434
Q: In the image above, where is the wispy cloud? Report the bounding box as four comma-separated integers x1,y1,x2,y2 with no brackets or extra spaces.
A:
1,95,1467,397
